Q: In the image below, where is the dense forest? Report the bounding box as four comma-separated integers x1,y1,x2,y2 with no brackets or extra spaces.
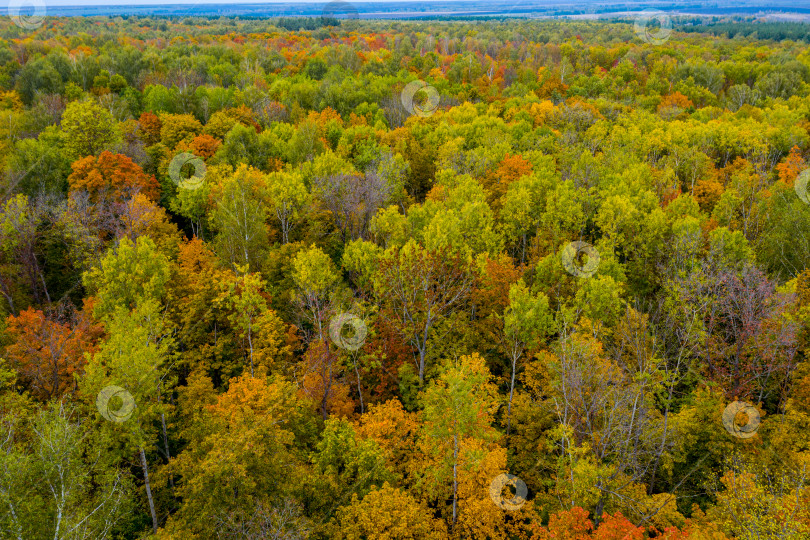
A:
1,10,810,539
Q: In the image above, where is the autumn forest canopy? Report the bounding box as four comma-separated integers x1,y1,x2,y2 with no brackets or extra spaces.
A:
2,9,810,539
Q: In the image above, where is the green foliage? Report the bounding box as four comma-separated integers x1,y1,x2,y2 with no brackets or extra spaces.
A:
210,165,270,271
2,15,810,540
0,402,135,539
59,100,120,159
83,236,171,320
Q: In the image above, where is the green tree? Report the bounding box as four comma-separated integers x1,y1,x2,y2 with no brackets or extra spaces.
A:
82,236,172,321
211,165,269,271
501,280,554,434
80,299,174,534
373,241,475,384
420,353,499,526
266,170,309,244
160,373,312,538
311,418,393,513
60,100,120,159
218,268,270,377
291,244,341,341
0,402,134,539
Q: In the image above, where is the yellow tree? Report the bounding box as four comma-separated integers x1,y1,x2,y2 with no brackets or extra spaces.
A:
159,373,314,537
331,483,447,539
710,458,810,540
419,353,500,531
355,399,420,484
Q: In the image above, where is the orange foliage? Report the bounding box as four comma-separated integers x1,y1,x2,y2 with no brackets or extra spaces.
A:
693,176,724,212
537,507,594,538
776,145,806,185
472,253,521,320
139,111,162,146
528,100,556,126
535,507,646,539
497,153,534,182
356,318,411,404
355,399,419,476
713,157,750,186
190,133,222,158
220,105,262,133
348,112,368,127
4,308,101,401
307,106,344,128
223,104,257,125
266,157,285,172
298,340,355,419
658,91,694,112
68,151,161,202
425,184,446,202
484,153,533,208
592,512,645,540
70,45,93,57
119,193,183,254
535,68,569,99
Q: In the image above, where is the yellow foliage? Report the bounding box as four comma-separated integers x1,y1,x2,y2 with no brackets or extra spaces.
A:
332,483,447,539
528,100,555,126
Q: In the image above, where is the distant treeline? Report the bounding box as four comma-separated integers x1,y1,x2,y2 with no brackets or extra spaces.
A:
675,20,810,42
606,15,810,43
275,16,344,30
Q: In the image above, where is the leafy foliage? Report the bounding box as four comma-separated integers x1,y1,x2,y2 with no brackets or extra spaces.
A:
1,13,809,539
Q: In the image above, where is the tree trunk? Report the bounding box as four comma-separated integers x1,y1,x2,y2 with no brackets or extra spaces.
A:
247,319,254,377
139,446,158,533
418,347,427,384
507,354,517,436
593,480,606,527
452,432,459,525
321,341,334,421
161,413,174,488
352,354,364,414
418,321,431,385
0,278,16,316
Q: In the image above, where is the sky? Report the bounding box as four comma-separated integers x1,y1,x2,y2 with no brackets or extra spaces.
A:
24,0,410,5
